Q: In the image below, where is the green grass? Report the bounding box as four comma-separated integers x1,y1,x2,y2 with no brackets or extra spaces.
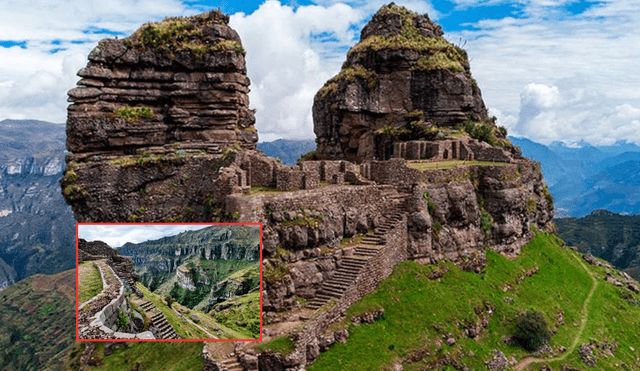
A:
308,232,640,370
208,291,260,339
406,159,510,171
255,335,296,356
77,261,103,305
89,341,203,371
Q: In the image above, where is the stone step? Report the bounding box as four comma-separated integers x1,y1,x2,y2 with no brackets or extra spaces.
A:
323,281,349,291
330,277,356,285
342,257,368,264
354,251,378,257
321,286,346,297
340,262,367,270
333,270,360,278
361,238,383,244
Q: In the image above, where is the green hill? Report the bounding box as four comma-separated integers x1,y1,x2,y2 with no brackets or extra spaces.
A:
556,210,640,281
308,232,640,371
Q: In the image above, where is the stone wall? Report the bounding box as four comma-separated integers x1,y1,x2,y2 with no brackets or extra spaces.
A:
85,262,155,340
259,218,409,367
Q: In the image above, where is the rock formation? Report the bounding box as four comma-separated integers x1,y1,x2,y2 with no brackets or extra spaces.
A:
313,4,496,162
62,10,259,222
117,224,260,296
66,10,256,154
63,5,555,370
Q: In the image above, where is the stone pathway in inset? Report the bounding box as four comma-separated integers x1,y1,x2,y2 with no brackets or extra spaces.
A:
138,299,181,339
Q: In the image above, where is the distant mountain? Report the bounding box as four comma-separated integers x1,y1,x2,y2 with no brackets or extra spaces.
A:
555,210,640,281
0,120,76,287
512,137,640,217
257,138,316,165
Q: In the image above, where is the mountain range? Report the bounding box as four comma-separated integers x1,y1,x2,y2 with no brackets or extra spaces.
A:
512,137,640,217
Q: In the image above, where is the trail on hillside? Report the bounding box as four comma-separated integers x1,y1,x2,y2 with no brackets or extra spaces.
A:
513,252,598,371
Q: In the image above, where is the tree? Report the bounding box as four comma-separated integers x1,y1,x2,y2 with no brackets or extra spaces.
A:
165,295,175,308
513,311,552,351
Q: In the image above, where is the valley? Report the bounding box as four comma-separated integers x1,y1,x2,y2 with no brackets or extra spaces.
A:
77,224,263,340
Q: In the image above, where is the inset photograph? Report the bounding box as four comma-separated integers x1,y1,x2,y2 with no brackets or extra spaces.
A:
76,223,262,341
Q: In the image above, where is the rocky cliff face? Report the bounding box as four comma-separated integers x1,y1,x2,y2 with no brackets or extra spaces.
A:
313,4,490,162
117,224,259,297
0,120,76,288
62,10,259,223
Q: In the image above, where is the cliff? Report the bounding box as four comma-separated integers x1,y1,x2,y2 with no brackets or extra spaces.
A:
0,119,76,287
117,224,259,290
312,4,504,163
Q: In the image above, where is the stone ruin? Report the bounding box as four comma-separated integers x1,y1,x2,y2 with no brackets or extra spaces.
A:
63,5,555,371
312,4,514,163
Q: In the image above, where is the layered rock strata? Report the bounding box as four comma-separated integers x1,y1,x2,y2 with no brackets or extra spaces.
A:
313,4,495,162
62,10,258,222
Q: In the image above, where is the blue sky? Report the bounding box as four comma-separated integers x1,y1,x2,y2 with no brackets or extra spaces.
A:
1,0,639,145
77,224,212,247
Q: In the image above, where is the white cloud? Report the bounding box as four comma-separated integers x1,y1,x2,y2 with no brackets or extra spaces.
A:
450,0,640,146
231,1,364,140
0,0,192,123
78,224,212,247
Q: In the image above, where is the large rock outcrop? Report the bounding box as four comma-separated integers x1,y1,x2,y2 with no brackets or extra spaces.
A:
62,10,261,222
313,4,490,162
66,10,256,154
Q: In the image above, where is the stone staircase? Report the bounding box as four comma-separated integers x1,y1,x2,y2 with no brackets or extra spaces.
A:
307,211,405,310
218,355,243,371
139,300,181,339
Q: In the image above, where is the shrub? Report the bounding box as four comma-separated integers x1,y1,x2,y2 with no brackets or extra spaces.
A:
298,150,321,162
513,311,551,351
116,309,129,330
114,105,153,121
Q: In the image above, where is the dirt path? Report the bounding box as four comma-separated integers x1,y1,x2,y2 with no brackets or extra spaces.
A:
513,253,598,371
175,309,219,339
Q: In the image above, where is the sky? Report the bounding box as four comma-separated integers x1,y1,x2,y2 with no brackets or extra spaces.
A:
1,0,639,146
77,223,212,248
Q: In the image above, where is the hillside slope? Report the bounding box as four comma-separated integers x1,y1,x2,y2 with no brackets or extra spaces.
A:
0,269,75,371
307,232,640,371
556,210,640,281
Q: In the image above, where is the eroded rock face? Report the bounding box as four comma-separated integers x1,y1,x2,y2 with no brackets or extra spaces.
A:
67,10,256,154
62,11,261,222
313,4,489,162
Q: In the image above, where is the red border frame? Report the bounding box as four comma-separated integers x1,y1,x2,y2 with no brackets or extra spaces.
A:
75,222,263,342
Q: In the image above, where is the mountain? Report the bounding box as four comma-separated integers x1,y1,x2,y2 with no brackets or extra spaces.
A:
512,137,640,217
0,119,76,287
117,224,260,312
555,210,640,281
257,139,316,165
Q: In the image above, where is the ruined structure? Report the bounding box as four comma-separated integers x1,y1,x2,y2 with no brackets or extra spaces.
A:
64,5,554,370
312,4,503,163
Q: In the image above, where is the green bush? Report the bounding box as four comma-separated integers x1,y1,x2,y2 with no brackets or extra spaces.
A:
513,311,551,351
